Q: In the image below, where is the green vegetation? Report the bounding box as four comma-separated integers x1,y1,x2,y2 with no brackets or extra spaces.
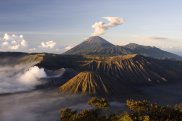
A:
60,97,182,121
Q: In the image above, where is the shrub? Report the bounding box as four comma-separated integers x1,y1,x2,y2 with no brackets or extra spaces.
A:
60,97,182,121
88,97,110,110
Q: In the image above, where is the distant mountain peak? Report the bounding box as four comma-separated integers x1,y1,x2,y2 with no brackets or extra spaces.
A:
85,36,113,45
86,36,103,41
125,43,153,49
64,36,114,55
125,43,140,46
64,36,182,60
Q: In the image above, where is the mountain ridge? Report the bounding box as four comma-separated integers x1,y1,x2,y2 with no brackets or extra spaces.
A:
64,36,114,55
56,54,182,95
64,36,182,60
0,52,181,96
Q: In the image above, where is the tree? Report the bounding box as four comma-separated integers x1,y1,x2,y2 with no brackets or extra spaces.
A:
88,97,110,110
118,112,133,121
126,99,182,121
60,98,182,121
60,108,76,121
175,103,182,112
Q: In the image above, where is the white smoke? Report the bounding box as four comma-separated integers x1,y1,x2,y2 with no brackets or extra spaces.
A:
18,66,47,86
91,17,124,36
0,65,47,94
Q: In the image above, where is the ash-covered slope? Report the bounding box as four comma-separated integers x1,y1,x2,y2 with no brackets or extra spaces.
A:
0,52,44,65
0,52,182,96
58,54,182,95
64,36,115,55
64,36,182,60
124,43,182,60
60,71,111,95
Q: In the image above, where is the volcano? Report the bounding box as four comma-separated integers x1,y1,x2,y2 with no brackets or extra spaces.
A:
64,36,182,60
64,36,115,55
0,52,182,96
60,71,110,95
56,54,182,95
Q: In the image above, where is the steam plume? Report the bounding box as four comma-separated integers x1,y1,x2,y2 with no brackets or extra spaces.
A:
0,65,47,94
91,17,124,36
19,66,47,86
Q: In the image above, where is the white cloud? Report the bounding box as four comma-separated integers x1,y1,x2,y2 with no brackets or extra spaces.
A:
29,48,36,51
2,41,9,46
10,45,20,50
0,33,67,53
3,33,10,40
0,33,28,50
19,35,23,38
64,45,72,50
91,17,124,36
40,40,56,49
20,39,27,46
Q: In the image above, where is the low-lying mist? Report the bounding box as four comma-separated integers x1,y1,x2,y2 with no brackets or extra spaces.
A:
0,64,47,94
0,89,124,121
0,90,90,121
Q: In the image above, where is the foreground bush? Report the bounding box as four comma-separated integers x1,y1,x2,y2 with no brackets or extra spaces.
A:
60,97,182,121
126,99,182,121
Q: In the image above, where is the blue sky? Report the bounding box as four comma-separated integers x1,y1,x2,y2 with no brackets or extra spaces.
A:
0,0,182,54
